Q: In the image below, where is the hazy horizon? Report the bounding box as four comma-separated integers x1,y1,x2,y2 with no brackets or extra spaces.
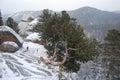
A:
1,0,120,14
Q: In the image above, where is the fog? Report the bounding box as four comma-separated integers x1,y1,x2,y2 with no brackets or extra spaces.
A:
0,0,120,14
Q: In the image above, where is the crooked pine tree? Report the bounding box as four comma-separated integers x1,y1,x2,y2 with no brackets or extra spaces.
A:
32,9,99,72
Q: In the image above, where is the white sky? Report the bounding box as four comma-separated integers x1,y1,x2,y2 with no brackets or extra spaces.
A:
0,0,120,14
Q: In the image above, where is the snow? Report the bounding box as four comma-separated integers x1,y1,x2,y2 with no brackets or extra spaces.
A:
73,56,106,80
0,26,24,44
0,39,107,80
0,42,58,80
18,21,32,35
2,41,19,48
13,13,20,18
26,33,41,41
22,42,48,59
18,18,38,36
0,25,59,80
29,18,39,26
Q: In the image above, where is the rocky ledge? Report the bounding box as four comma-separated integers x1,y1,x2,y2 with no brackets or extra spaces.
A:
0,26,23,52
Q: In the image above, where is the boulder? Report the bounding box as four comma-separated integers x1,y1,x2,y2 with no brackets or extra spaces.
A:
0,26,23,47
0,41,19,52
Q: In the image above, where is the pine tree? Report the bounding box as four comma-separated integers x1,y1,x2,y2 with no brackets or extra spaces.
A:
28,16,34,21
6,17,19,33
104,29,120,79
0,10,3,26
32,9,99,72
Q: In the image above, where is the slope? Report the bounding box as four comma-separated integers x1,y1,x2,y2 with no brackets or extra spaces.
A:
68,7,120,26
0,42,58,80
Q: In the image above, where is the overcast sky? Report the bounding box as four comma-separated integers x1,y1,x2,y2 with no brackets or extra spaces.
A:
0,0,120,14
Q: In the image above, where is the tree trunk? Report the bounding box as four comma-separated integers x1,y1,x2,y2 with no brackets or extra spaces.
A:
40,42,68,66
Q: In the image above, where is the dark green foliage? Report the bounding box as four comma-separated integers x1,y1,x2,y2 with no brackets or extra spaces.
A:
104,29,120,79
6,17,19,33
105,29,120,45
28,16,34,21
105,29,120,54
0,11,3,26
63,58,80,72
32,9,99,72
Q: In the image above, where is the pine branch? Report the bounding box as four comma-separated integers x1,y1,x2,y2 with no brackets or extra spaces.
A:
67,48,78,51
40,42,68,66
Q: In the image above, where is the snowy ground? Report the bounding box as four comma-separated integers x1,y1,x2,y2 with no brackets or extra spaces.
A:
0,30,107,80
0,42,59,80
0,24,59,80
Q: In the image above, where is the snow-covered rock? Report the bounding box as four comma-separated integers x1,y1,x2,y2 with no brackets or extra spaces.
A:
0,26,23,52
0,41,19,52
21,14,34,21
0,26,23,44
2,41,18,48
26,33,41,42
29,18,39,26
18,21,31,35
18,18,38,36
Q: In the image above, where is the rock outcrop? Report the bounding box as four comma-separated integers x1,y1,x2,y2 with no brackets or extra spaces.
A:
0,41,19,52
0,31,22,47
0,26,23,52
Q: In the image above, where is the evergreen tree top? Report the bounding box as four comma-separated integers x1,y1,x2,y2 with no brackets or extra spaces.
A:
0,10,3,26
0,9,1,16
0,9,1,17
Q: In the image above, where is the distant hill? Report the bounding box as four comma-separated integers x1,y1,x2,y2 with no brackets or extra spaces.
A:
3,7,120,26
2,7,120,41
2,11,42,23
68,7,120,41
114,11,120,14
68,7,120,26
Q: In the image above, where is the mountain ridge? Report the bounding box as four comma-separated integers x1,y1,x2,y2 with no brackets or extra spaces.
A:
2,6,120,41
3,6,120,24
68,7,120,26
